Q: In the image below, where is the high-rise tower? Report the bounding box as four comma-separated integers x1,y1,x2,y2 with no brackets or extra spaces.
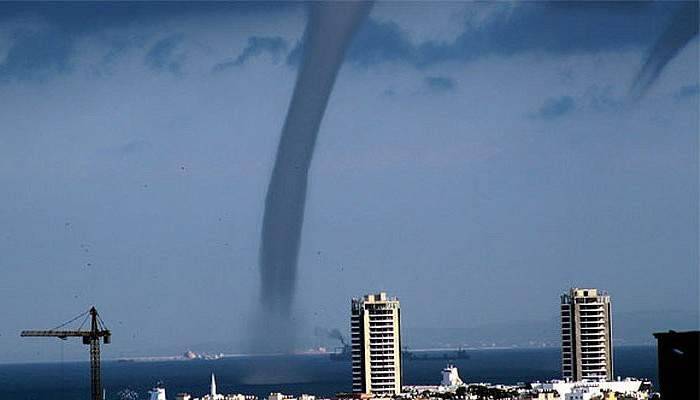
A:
351,292,402,395
561,288,613,381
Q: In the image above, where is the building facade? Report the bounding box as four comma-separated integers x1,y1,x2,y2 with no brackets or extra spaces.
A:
351,292,402,395
653,330,699,400
561,288,613,381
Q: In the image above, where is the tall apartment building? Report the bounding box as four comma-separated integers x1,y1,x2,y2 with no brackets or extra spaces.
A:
351,292,402,396
561,288,613,382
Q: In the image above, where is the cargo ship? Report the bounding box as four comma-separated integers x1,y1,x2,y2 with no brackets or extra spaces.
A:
329,345,470,361
404,347,470,361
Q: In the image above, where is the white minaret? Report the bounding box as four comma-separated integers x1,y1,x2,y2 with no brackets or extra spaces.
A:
211,373,217,397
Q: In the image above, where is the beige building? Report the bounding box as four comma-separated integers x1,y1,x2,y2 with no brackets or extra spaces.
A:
351,292,402,396
561,288,613,382
522,391,560,400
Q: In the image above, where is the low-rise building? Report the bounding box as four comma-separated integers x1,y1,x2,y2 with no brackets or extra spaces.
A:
520,390,560,400
529,379,650,400
564,386,600,400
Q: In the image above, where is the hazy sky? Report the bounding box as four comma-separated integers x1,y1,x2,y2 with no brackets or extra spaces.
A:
0,1,697,362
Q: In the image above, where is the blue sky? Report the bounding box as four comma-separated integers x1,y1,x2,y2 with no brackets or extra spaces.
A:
0,1,697,361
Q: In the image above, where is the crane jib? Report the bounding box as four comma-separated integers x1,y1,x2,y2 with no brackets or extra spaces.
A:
20,330,111,338
20,306,111,400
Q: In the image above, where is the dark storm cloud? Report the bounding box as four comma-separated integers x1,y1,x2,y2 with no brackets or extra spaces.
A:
0,2,296,31
343,1,676,68
284,17,414,68
145,34,186,74
214,36,288,71
0,1,683,82
345,18,414,66
0,2,297,81
424,76,456,93
234,36,288,66
0,28,73,81
533,96,575,120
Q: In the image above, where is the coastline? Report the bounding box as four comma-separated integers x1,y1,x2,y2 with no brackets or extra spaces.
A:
0,344,656,365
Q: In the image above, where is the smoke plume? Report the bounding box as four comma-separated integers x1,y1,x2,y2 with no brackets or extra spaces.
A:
315,327,347,345
256,1,372,352
630,1,698,99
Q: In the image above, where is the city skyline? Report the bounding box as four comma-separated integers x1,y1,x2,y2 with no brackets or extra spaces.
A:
0,1,697,363
2,286,686,399
9,285,687,362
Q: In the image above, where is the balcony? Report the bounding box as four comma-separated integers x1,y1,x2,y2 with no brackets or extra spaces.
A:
581,341,605,346
581,342,606,348
581,364,607,370
580,330,605,336
581,359,606,365
581,352,605,358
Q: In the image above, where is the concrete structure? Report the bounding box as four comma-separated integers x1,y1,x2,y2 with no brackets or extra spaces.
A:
560,288,613,381
403,364,464,395
530,379,649,399
653,330,699,400
351,292,402,396
336,394,375,400
521,391,560,400
564,386,599,400
440,365,464,387
149,386,167,400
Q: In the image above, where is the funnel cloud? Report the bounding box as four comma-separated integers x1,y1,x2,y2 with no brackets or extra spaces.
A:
256,1,372,352
631,1,698,99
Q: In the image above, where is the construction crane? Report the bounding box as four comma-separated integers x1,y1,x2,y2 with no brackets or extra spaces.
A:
21,306,111,400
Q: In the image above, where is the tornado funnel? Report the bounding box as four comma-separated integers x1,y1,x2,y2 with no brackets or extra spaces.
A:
255,1,372,352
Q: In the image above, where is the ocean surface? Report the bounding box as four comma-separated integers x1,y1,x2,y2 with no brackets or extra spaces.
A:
0,346,656,400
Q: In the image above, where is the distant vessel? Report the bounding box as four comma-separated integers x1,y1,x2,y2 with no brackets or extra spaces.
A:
324,325,470,362
404,347,471,362
184,350,224,360
329,344,352,361
329,345,470,361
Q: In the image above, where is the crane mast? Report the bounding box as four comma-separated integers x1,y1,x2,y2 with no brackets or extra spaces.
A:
21,307,111,400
